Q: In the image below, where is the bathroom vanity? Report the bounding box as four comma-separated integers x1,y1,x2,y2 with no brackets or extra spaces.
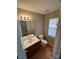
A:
21,34,41,59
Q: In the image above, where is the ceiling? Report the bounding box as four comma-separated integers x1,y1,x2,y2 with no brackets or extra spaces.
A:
17,0,60,15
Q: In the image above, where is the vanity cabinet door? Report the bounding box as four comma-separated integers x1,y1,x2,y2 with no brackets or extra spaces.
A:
25,41,41,59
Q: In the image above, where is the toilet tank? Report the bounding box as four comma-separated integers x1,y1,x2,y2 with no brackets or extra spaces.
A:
38,35,44,39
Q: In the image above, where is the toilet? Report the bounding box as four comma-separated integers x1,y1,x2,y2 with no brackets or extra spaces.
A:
38,35,48,46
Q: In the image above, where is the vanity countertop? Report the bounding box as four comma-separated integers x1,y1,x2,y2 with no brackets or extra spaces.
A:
21,34,40,49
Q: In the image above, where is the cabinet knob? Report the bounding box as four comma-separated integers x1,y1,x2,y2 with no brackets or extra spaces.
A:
26,50,28,52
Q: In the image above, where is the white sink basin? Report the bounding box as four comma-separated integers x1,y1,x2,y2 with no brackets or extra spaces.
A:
21,34,40,49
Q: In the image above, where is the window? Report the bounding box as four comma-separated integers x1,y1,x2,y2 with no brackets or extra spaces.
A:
48,18,59,38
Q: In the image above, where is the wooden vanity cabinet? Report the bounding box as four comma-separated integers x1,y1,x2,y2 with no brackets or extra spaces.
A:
25,41,41,59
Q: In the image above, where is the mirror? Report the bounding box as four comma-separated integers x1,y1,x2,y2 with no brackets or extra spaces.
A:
20,21,35,36
20,21,28,36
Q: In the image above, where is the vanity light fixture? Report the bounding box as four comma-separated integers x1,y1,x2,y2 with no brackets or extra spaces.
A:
19,16,32,21
26,16,32,21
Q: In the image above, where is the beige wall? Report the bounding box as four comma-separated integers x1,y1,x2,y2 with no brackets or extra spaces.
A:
44,10,60,44
17,8,44,36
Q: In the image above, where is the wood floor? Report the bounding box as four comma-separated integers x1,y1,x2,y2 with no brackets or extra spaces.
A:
30,43,53,59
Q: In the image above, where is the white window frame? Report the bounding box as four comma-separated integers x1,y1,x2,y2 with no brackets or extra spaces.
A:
48,18,59,38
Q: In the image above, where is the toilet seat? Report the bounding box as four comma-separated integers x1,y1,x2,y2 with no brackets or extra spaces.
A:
41,39,48,45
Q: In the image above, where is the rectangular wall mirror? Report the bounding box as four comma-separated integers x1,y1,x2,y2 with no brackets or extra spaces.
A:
20,21,28,36
19,21,35,36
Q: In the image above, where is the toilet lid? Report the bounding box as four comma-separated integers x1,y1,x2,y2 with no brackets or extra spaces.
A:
41,39,48,44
